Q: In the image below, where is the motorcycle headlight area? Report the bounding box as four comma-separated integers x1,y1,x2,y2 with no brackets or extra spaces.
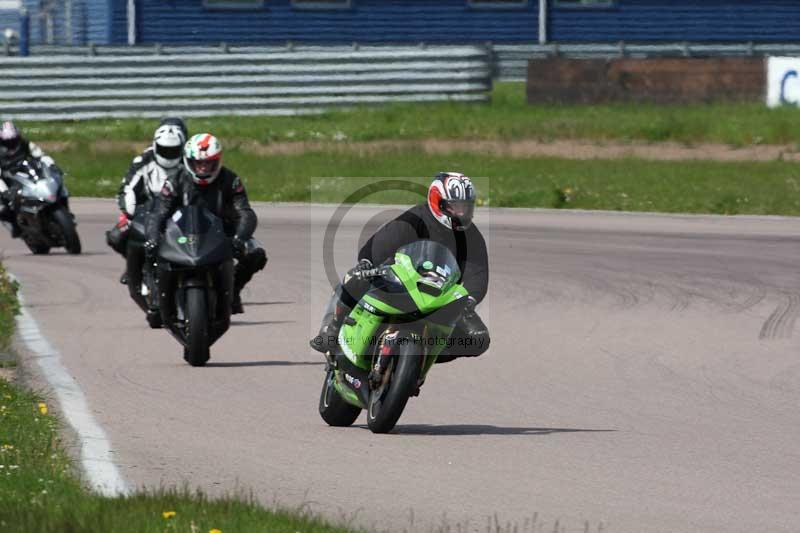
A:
417,272,449,296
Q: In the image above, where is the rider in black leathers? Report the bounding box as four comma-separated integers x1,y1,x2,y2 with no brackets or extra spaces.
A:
145,133,267,315
0,121,60,238
311,172,490,365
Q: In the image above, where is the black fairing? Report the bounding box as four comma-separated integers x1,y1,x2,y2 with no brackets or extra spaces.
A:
158,206,232,267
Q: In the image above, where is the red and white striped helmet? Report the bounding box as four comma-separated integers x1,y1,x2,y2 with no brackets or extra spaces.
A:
184,133,222,186
427,172,476,231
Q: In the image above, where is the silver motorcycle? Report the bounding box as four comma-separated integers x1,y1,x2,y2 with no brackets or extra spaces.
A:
2,159,81,255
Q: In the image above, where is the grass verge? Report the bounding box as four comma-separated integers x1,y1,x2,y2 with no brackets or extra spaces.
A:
17,83,800,147
0,263,19,354
0,263,350,533
62,147,800,215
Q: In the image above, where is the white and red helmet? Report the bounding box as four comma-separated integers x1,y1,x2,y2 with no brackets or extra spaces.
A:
184,133,222,186
0,121,22,158
428,172,476,231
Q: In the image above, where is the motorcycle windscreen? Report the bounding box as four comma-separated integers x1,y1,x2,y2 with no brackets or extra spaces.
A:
395,240,461,290
158,206,232,267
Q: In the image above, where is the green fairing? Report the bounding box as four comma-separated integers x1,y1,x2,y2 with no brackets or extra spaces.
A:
339,304,383,369
335,249,470,394
391,252,469,313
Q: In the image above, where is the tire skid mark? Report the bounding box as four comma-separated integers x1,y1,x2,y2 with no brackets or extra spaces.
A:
760,291,800,340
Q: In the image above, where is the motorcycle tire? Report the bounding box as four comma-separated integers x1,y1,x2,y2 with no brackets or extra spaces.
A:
319,367,361,427
184,287,210,367
367,341,422,434
53,207,81,255
25,238,50,255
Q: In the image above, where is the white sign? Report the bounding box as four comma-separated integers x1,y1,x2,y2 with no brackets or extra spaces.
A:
767,57,800,108
0,0,21,9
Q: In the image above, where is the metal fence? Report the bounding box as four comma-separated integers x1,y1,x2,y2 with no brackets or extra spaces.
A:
492,42,800,80
4,40,798,80
0,46,492,121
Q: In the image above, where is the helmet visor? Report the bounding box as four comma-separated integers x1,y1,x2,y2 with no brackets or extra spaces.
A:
0,136,21,153
156,144,182,161
442,199,474,219
188,157,220,178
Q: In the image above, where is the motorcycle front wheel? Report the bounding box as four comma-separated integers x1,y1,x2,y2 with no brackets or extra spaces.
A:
52,207,81,255
367,341,422,434
184,287,210,367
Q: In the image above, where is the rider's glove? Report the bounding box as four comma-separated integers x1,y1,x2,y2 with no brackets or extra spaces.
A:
347,258,374,281
231,235,247,258
116,212,130,230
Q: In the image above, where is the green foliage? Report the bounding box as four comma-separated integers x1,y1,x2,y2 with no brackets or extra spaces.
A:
16,83,800,146
0,264,20,352
0,378,351,533
49,146,800,216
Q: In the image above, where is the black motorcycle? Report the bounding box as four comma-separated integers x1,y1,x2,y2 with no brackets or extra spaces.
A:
2,159,81,255
125,203,162,329
156,205,234,367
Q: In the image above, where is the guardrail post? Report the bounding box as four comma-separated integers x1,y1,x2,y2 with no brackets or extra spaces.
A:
682,41,690,57
19,8,30,57
486,41,500,79
220,41,229,53
88,42,96,56
154,43,162,55
746,41,754,56
618,40,625,57
286,40,294,51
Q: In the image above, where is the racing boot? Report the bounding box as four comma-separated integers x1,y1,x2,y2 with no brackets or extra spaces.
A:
0,201,20,238
231,289,244,315
9,220,21,239
310,291,350,355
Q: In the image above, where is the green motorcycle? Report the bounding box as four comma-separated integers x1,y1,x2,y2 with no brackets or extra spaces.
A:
319,240,470,434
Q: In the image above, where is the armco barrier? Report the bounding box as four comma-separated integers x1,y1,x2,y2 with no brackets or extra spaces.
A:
0,46,492,121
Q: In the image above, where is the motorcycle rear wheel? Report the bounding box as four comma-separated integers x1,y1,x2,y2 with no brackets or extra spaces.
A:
319,367,362,427
24,237,50,255
367,341,422,434
184,287,210,367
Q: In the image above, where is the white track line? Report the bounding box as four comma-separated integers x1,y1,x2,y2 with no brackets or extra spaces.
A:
12,277,129,497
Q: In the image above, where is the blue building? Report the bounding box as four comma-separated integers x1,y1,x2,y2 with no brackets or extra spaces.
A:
14,0,800,46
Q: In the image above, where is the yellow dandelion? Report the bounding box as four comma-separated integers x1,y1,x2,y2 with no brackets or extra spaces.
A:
38,403,48,415
162,511,177,519
210,529,222,533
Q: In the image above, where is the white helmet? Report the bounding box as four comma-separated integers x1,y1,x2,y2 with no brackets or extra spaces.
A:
152,124,185,169
184,133,222,186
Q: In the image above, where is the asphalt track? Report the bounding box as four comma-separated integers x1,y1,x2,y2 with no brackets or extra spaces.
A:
3,199,800,532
